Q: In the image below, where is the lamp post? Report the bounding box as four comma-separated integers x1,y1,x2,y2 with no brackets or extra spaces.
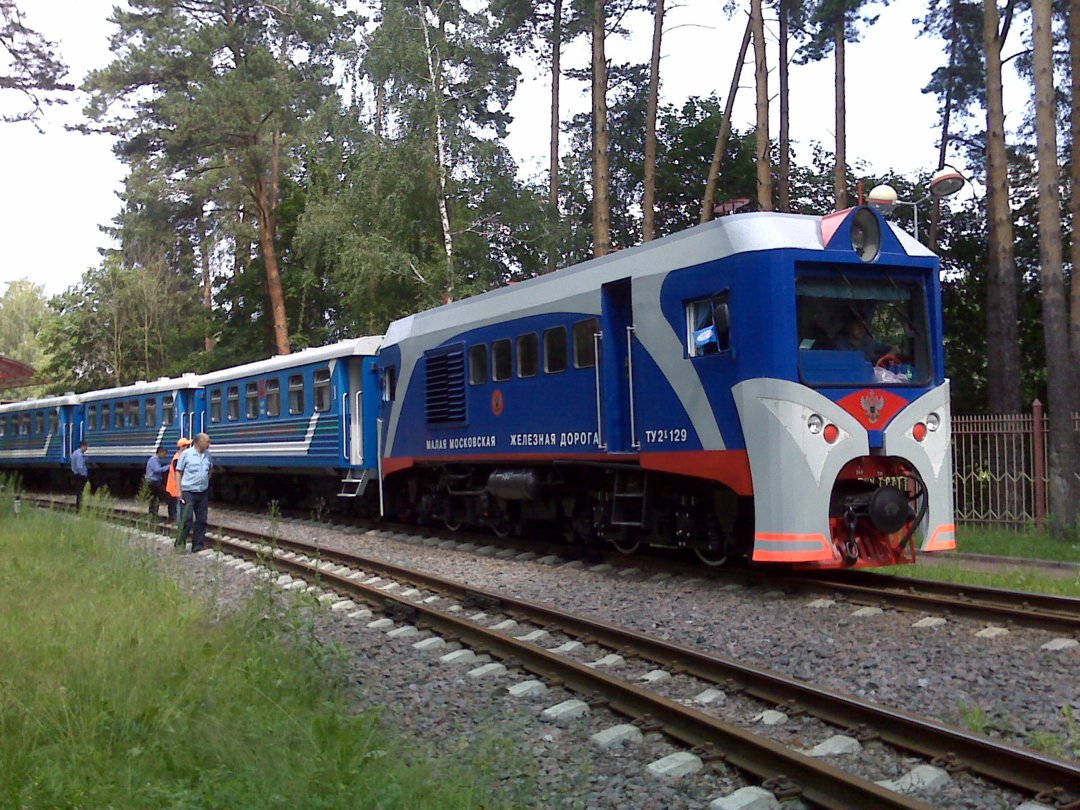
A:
866,166,966,241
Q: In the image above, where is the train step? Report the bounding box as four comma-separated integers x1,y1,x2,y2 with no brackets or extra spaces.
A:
338,470,373,498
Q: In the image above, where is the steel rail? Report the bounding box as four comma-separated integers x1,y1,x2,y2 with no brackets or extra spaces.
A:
37,500,1078,805
195,522,1078,805
211,535,934,810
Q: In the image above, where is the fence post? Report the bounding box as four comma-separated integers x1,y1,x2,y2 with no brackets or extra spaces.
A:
1032,398,1046,529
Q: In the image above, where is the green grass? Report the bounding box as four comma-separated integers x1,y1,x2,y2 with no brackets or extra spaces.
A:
0,488,531,809
955,525,1080,563
878,559,1080,597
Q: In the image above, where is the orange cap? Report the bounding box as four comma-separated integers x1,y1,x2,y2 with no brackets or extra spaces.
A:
177,438,193,448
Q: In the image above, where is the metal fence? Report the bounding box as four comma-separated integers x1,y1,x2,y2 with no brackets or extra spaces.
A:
953,401,1080,527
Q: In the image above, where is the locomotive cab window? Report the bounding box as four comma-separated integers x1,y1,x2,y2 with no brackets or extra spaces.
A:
545,327,568,373
162,396,174,425
246,383,259,418
796,274,930,387
145,398,156,426
227,386,240,420
266,379,281,417
468,345,487,385
492,339,512,381
517,333,539,378
573,319,598,368
314,369,331,412
210,390,222,423
289,375,305,415
382,367,396,402
687,295,730,357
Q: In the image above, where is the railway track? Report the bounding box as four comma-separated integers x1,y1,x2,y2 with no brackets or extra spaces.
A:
42,498,1080,810
28,493,1080,637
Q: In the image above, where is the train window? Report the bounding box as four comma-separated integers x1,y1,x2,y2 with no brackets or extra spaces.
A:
35,412,44,434
544,327,568,373
127,400,139,427
162,396,174,425
492,339,512,381
573,319,598,368
48,411,58,434
84,406,95,432
0,417,5,437
246,383,259,418
115,404,125,429
267,379,281,417
144,398,155,426
517,333,539,378
20,414,30,435
382,367,396,402
796,276,930,386
687,295,730,357
288,375,305,415
314,369,331,413
468,345,487,385
227,386,240,421
210,390,222,423
101,405,110,429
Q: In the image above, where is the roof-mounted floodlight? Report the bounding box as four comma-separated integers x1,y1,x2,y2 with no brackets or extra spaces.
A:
866,166,967,241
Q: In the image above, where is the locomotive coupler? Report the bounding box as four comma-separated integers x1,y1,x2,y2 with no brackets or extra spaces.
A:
843,508,860,562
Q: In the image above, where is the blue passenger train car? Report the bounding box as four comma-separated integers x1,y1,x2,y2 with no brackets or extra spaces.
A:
377,207,955,568
0,395,82,486
195,338,382,504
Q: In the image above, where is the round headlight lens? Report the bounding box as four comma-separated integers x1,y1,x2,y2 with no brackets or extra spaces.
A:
850,208,882,262
926,412,941,432
807,414,824,434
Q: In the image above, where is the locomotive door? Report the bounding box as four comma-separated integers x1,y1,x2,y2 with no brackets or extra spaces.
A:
599,278,639,453
346,359,364,466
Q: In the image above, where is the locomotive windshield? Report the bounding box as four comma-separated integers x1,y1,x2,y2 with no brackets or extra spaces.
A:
796,274,931,386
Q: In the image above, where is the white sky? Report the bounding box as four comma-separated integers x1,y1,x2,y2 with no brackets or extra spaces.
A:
0,0,1005,298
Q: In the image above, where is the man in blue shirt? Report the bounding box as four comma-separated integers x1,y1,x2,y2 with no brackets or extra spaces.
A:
70,440,89,510
144,445,174,521
175,433,213,552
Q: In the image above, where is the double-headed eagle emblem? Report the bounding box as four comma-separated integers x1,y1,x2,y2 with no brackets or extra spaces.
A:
860,391,886,425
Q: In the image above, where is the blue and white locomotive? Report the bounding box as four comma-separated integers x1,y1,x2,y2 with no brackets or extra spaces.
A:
0,206,955,569
377,206,955,568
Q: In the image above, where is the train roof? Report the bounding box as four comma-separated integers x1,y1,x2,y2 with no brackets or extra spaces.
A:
196,337,382,385
0,394,82,414
383,211,933,349
78,374,201,403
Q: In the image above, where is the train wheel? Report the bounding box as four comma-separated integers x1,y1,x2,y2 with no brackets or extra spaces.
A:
444,518,462,532
610,532,640,555
693,543,728,567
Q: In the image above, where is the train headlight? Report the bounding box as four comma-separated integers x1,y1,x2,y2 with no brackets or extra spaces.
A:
926,412,941,432
807,414,824,434
850,208,881,263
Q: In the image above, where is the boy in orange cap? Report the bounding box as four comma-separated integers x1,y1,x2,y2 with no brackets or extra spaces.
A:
166,438,191,524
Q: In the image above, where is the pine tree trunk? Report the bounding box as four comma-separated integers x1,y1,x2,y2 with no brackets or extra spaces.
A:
752,0,772,211
591,0,610,256
642,0,664,242
547,0,562,272
1070,0,1080,368
833,20,847,209
778,0,790,212
198,211,215,353
700,16,751,223
418,1,455,298
253,180,290,356
983,0,1022,413
1033,0,1080,533
929,0,960,252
